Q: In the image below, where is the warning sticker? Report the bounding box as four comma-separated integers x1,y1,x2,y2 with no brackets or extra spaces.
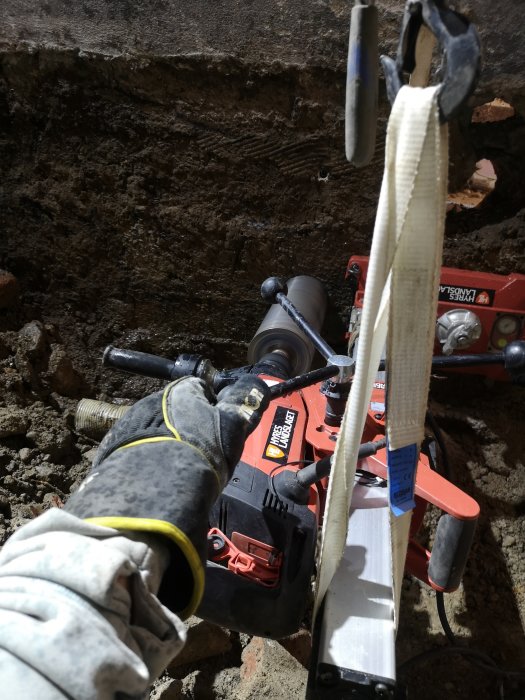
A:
439,284,495,307
387,443,418,517
263,407,298,464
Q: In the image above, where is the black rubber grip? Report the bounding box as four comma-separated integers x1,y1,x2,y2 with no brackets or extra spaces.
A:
428,514,477,592
103,346,187,381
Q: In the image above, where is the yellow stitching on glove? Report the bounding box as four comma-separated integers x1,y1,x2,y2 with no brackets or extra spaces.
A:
162,383,182,441
115,436,223,492
116,436,181,450
162,381,222,492
85,516,204,618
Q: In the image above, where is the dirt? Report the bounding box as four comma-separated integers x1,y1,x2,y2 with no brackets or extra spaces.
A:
1,5,525,698
396,377,525,699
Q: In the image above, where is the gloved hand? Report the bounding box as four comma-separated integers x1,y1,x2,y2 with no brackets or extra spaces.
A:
65,375,270,618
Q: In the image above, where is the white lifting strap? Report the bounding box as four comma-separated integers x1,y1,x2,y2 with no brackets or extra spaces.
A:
315,85,448,622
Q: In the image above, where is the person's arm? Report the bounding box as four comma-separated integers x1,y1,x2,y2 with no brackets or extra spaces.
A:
0,375,269,699
0,510,184,700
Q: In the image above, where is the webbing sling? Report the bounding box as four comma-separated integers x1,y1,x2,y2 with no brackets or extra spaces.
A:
315,85,448,623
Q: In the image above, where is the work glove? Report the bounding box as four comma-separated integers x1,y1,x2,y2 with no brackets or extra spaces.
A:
66,375,270,618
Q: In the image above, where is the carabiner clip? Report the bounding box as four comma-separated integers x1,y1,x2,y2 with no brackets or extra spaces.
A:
381,0,480,122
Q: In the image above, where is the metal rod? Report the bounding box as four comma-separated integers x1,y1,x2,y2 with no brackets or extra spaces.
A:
275,292,336,360
269,365,339,399
378,351,505,372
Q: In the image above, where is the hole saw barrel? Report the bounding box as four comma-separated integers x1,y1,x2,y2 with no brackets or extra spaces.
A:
248,276,328,376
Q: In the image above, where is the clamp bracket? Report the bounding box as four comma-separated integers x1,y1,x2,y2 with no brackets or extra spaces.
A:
381,0,481,122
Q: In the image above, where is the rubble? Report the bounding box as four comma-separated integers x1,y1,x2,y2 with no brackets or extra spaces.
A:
17,321,46,359
150,677,183,700
0,407,29,438
277,628,312,668
45,344,84,397
238,637,308,700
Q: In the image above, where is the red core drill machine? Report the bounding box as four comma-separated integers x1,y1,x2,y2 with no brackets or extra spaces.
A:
99,260,525,697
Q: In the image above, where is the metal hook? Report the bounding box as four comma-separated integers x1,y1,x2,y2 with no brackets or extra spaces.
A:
381,0,481,122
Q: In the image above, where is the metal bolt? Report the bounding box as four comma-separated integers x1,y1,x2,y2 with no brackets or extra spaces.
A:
374,682,392,697
318,670,338,687
208,534,225,555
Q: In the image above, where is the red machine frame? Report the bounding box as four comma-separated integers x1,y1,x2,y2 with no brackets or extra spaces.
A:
348,255,525,381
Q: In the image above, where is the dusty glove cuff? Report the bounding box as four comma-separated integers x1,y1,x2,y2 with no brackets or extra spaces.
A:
65,440,217,616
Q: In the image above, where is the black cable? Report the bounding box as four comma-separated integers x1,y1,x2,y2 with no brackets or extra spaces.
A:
400,590,525,685
267,460,312,497
399,590,525,687
424,424,525,686
435,591,456,644
436,591,525,682
398,645,525,679
425,410,451,480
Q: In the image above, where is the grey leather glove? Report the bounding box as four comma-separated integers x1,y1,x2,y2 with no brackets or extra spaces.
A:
66,375,270,618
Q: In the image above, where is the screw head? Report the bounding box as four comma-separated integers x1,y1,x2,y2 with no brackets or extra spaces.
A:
374,682,392,697
208,533,225,554
317,670,338,687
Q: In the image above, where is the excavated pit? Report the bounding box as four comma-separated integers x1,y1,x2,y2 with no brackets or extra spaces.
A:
1,2,525,698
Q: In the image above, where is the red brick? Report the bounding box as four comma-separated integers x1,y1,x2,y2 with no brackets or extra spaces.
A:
239,636,307,699
278,628,312,668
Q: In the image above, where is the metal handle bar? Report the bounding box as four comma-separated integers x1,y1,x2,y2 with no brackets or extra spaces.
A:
377,340,525,375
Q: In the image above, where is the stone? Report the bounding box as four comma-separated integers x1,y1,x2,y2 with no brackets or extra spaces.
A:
0,407,29,438
472,98,515,123
33,426,72,462
150,677,183,700
25,405,73,461
83,447,98,463
238,637,307,700
0,489,11,516
13,351,36,385
167,616,231,669
18,447,32,462
17,321,47,360
278,628,312,668
0,270,19,309
42,492,64,509
46,344,83,396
